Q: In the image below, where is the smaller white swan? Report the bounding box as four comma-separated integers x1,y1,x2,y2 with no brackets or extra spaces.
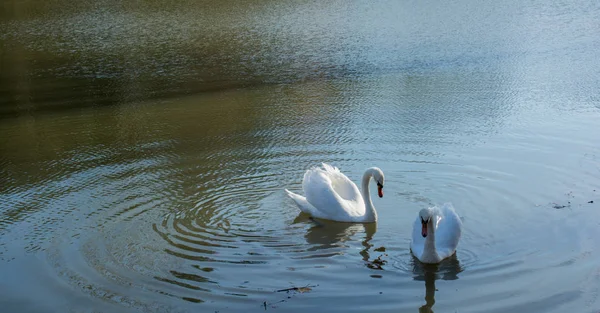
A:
410,203,462,264
285,163,384,223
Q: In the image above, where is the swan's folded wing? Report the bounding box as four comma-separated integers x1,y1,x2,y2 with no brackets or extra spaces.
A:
435,203,462,258
303,169,363,219
321,164,362,202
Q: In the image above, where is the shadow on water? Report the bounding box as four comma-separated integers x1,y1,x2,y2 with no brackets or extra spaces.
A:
411,254,463,313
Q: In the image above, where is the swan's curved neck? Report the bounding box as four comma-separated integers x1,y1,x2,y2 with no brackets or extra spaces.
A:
361,169,378,222
422,218,438,261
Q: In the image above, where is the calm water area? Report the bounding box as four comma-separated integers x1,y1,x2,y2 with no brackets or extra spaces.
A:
1,1,600,312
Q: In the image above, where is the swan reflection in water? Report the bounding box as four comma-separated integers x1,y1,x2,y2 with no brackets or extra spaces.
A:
292,215,376,260
411,254,463,313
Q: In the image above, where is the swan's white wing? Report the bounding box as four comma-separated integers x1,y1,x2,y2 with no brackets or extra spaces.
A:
434,203,462,259
320,163,362,202
302,164,365,221
410,215,425,258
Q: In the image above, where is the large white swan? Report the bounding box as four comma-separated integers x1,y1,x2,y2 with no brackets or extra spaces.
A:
410,203,462,264
285,163,384,223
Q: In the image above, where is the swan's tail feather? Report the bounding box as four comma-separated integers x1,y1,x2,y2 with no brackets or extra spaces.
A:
284,189,317,215
284,189,297,199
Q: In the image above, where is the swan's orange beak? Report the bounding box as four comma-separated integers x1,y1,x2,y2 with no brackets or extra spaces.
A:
421,222,428,237
377,185,383,198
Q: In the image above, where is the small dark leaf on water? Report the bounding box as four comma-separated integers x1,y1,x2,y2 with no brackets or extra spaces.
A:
374,247,386,252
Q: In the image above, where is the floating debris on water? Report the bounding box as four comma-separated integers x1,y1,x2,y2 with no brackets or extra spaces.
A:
276,285,314,293
553,203,568,209
263,285,318,310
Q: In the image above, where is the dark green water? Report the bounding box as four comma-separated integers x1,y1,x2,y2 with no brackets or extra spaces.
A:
1,1,600,312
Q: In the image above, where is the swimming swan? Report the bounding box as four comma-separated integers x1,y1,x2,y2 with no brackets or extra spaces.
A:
285,163,384,223
411,203,462,264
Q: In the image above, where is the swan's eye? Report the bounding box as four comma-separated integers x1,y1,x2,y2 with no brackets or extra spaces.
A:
377,182,383,188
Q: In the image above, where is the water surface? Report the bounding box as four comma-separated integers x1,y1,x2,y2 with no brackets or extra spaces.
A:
1,1,600,312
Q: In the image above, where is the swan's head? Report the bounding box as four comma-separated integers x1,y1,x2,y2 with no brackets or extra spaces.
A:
419,208,434,238
369,167,385,198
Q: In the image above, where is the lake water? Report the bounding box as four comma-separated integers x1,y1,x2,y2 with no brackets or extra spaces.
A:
1,1,600,312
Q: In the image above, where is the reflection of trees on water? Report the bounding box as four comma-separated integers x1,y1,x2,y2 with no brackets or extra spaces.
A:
1,0,358,117
411,254,463,313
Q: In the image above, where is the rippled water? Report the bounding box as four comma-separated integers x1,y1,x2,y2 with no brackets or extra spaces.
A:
1,1,600,313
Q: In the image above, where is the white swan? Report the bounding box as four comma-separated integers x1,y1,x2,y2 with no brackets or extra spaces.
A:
410,203,462,264
285,163,384,223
